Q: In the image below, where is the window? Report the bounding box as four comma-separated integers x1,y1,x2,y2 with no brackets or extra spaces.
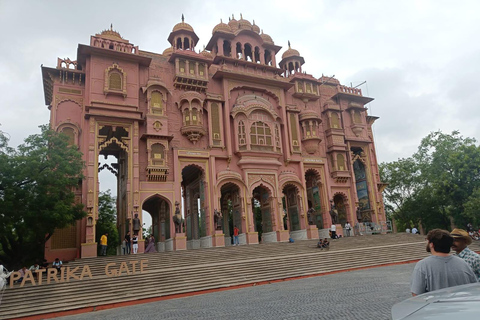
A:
151,143,165,166
151,91,163,115
331,112,340,129
238,120,246,149
354,110,362,124
62,127,76,145
109,73,122,90
337,154,345,171
250,121,272,150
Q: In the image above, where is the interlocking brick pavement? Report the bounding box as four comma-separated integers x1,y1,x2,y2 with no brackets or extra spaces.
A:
57,263,416,320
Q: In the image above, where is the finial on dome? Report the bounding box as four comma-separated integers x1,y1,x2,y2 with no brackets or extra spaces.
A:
203,45,206,50
229,17,231,21
232,14,235,19
181,14,184,22
110,23,113,31
253,20,256,25
240,13,243,19
261,29,264,34
220,18,223,23
288,40,291,48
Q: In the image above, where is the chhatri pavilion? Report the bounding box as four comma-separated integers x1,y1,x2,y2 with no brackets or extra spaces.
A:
41,15,387,260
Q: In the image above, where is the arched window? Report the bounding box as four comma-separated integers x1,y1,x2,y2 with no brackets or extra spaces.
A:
264,50,272,65
250,121,272,149
176,38,182,49
151,143,165,166
223,40,231,57
184,109,191,125
236,42,242,59
151,91,163,115
61,127,75,146
337,154,345,171
184,38,190,50
244,43,253,62
331,112,340,128
109,72,122,90
191,108,198,124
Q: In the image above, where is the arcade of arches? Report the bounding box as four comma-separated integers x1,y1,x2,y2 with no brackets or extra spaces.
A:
41,17,386,260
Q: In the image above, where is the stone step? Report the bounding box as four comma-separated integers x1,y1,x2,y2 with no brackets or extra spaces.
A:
0,239,427,319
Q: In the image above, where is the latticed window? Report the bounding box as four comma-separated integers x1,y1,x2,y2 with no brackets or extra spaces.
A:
250,121,272,146
184,110,191,125
199,64,205,76
151,91,163,115
51,224,76,249
191,108,198,124
151,143,165,166
354,110,362,124
61,127,75,145
109,72,122,90
337,154,345,171
189,62,195,75
238,120,246,148
331,112,340,128
179,60,186,73
275,124,281,152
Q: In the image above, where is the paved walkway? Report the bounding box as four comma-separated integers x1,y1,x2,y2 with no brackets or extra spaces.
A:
57,263,415,320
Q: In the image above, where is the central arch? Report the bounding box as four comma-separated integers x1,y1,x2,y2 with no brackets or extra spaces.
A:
142,194,171,251
252,184,273,242
220,182,242,245
182,164,206,248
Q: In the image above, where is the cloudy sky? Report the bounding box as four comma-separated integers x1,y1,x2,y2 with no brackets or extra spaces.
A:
1,0,479,177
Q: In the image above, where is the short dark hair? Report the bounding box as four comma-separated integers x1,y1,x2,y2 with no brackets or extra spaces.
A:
427,229,453,253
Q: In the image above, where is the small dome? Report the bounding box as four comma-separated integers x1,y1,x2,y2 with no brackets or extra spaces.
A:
260,30,274,44
173,14,194,33
252,20,260,34
162,46,173,56
299,108,320,121
282,41,301,59
200,47,213,59
238,14,252,30
212,19,233,34
228,14,239,32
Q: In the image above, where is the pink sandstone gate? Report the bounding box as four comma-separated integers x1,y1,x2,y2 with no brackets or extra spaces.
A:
41,16,387,260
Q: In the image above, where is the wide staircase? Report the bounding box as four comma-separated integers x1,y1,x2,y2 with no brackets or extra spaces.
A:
1,233,478,320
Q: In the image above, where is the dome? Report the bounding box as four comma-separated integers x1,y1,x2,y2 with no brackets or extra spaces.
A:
97,25,125,41
260,30,274,44
238,14,252,31
200,47,213,59
282,41,301,59
252,20,260,34
299,108,321,121
212,19,233,34
162,46,173,56
228,15,239,32
172,14,194,33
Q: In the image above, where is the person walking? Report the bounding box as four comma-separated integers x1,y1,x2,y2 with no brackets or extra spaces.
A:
410,229,477,296
132,234,139,254
233,225,239,246
124,231,131,255
100,232,108,256
451,228,480,281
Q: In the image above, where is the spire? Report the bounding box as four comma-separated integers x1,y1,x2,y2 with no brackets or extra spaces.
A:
220,18,223,23
253,20,256,25
232,14,235,19
181,14,184,22
240,13,243,19
110,23,113,30
288,40,291,48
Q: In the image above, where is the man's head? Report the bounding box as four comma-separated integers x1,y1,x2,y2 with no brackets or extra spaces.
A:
105,232,109,236
451,228,472,254
55,258,59,262
426,229,453,254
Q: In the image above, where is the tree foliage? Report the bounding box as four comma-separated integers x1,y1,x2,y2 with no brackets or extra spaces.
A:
380,131,480,232
95,190,118,256
0,125,86,269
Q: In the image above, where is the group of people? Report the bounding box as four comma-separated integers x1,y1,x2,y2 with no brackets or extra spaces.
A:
12,258,60,284
411,228,480,296
121,231,139,255
329,222,352,239
317,238,330,250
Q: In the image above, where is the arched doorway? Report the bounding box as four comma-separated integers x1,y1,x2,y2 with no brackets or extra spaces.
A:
282,184,301,231
305,169,323,228
142,195,170,251
220,183,242,245
333,194,347,226
252,185,273,242
182,165,205,247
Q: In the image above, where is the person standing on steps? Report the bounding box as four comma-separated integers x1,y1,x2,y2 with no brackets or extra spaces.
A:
124,231,131,255
451,228,480,281
233,225,239,246
410,229,477,296
100,232,108,256
330,223,337,239
345,221,352,237
132,234,139,254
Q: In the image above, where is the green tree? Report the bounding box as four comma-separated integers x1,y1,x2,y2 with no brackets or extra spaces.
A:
95,190,118,256
0,125,86,269
380,131,480,232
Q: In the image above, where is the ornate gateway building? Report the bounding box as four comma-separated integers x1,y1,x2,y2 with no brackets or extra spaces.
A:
42,16,387,260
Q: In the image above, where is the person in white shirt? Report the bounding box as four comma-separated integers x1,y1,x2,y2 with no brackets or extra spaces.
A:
345,222,352,237
412,227,418,234
331,224,337,239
